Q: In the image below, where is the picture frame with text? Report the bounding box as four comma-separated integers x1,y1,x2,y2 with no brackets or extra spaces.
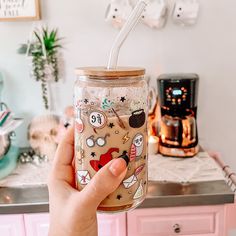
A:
0,0,41,21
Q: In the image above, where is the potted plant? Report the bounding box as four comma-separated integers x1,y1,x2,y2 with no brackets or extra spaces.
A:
18,27,63,110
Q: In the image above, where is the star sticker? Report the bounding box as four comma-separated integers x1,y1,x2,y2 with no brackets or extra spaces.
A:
108,123,115,128
120,97,126,102
117,194,122,200
84,99,89,104
91,152,96,158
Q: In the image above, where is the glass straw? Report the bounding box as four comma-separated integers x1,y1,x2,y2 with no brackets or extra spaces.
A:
107,0,149,69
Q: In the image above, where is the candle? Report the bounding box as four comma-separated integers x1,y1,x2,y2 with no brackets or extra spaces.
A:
148,136,159,155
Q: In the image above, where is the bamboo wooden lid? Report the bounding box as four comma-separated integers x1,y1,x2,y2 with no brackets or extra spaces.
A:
75,67,145,78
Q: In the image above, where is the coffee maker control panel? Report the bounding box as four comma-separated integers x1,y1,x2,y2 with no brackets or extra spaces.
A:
166,86,188,105
158,74,199,112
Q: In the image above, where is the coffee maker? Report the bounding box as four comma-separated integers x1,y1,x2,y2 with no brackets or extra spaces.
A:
157,73,199,157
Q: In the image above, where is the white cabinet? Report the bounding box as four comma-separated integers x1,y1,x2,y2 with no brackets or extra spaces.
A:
0,215,25,236
97,213,126,236
24,213,49,236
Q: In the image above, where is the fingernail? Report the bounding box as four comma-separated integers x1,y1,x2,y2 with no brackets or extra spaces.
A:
118,152,130,166
109,158,127,177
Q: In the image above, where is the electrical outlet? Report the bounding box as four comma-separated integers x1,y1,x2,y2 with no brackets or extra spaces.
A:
172,0,200,26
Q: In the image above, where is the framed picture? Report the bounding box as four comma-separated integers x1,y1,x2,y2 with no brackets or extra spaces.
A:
0,0,41,21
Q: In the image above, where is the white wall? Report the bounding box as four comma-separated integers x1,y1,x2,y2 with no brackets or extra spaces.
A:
0,0,236,170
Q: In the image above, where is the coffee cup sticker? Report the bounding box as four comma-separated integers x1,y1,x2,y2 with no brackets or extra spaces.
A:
88,110,107,129
129,109,146,128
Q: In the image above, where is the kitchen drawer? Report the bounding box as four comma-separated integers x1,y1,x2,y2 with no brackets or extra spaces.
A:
0,214,25,236
97,213,126,236
127,205,225,236
24,213,49,236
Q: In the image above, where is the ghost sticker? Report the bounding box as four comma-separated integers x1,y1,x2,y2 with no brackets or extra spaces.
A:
89,110,107,129
77,170,91,185
129,109,146,128
133,180,144,200
132,133,144,157
90,148,119,172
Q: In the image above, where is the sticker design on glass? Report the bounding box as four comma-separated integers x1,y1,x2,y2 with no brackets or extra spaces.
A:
91,152,96,158
84,99,89,104
90,148,119,172
89,110,107,129
77,170,91,185
134,164,145,176
101,98,114,110
122,132,130,144
123,174,138,189
111,108,126,129
108,122,115,128
133,180,144,199
86,134,110,148
132,133,144,157
129,144,136,162
120,97,126,102
76,143,85,165
129,109,146,128
75,109,84,133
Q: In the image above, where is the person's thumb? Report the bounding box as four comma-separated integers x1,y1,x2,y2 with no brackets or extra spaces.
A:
80,158,127,211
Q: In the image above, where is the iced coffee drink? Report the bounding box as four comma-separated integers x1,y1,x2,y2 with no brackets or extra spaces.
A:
74,67,148,212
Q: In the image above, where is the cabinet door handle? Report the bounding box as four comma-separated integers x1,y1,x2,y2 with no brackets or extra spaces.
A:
173,224,181,233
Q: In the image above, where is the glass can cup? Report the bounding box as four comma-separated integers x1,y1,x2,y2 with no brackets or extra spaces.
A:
74,67,148,213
